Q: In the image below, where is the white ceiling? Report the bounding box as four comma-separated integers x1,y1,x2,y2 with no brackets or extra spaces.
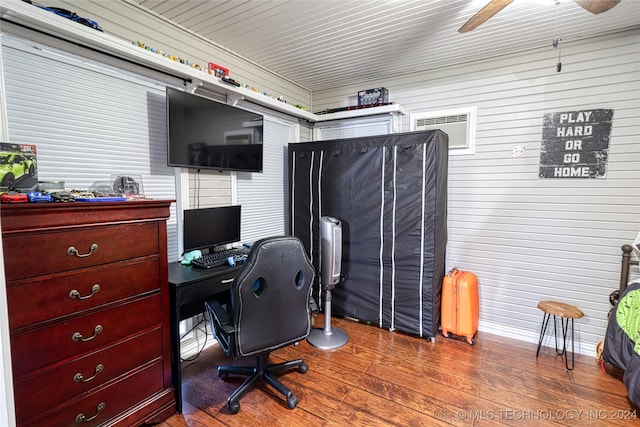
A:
131,0,640,92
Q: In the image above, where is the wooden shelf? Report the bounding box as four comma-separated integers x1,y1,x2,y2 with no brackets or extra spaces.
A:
314,104,408,122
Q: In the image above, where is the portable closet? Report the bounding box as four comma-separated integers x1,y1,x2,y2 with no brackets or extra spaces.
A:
288,130,448,339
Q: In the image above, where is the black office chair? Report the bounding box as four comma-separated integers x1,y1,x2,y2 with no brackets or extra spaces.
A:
205,236,315,414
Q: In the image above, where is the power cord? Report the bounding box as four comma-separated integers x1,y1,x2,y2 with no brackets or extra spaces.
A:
179,313,211,362
195,168,201,208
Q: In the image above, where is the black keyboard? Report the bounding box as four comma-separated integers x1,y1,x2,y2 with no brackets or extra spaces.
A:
191,248,248,269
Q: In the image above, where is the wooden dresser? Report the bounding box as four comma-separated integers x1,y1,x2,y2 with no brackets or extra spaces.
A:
1,200,176,426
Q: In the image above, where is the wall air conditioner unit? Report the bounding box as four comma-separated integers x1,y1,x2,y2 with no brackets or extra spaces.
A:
411,106,476,155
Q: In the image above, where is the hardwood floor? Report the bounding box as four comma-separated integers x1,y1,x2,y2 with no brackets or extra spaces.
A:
158,315,636,426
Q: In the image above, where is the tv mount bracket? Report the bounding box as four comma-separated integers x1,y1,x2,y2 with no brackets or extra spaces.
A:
185,80,202,94
226,93,243,107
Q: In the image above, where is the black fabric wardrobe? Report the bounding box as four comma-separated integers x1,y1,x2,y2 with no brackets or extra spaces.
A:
288,130,448,339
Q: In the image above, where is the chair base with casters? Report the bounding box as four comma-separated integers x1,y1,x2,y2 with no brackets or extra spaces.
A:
217,353,308,414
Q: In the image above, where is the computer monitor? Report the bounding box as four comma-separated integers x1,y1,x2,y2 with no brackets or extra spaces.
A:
183,205,241,253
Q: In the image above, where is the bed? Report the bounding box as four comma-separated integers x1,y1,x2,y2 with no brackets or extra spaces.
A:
602,242,640,409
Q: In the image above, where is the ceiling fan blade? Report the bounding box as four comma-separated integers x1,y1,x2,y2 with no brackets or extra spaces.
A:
459,0,515,33
574,0,621,14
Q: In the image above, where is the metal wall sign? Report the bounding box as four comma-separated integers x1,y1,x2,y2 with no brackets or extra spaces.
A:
539,109,613,179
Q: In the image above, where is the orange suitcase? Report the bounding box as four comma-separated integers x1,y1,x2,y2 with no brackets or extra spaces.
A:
441,268,479,345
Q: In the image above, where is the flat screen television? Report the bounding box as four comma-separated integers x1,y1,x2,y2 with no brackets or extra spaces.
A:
166,87,264,172
183,205,241,253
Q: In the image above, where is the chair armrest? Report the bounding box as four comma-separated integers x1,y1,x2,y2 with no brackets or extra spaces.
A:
206,297,235,334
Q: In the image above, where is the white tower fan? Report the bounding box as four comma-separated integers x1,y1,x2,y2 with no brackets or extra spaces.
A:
307,216,349,350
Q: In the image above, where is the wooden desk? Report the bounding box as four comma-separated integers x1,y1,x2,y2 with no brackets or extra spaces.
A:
168,261,241,413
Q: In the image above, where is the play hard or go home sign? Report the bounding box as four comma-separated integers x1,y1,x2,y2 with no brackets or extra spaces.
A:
539,109,613,179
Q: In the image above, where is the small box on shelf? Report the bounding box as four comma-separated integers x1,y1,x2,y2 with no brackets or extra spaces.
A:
357,87,389,106
208,63,229,78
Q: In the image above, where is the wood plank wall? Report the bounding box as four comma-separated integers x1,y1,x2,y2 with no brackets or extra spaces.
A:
312,29,640,356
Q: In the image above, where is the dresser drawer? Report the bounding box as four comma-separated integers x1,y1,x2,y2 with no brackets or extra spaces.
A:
14,327,163,423
7,258,161,330
21,360,165,427
11,294,162,378
3,222,160,281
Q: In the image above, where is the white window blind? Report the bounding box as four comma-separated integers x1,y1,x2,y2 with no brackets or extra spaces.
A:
313,115,396,141
235,116,297,243
2,35,179,259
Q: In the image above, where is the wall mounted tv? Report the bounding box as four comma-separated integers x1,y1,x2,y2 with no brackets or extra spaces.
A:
166,87,264,172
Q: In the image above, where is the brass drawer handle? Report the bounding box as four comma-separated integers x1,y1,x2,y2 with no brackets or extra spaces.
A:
69,284,100,300
67,243,99,258
75,402,105,423
73,364,104,383
72,325,103,342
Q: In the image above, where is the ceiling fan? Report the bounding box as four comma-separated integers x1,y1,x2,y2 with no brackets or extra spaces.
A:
459,0,622,33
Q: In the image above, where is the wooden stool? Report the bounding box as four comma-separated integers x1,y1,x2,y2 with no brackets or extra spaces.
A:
536,300,584,370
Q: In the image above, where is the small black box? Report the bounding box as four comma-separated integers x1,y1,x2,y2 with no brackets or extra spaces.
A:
357,87,389,106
